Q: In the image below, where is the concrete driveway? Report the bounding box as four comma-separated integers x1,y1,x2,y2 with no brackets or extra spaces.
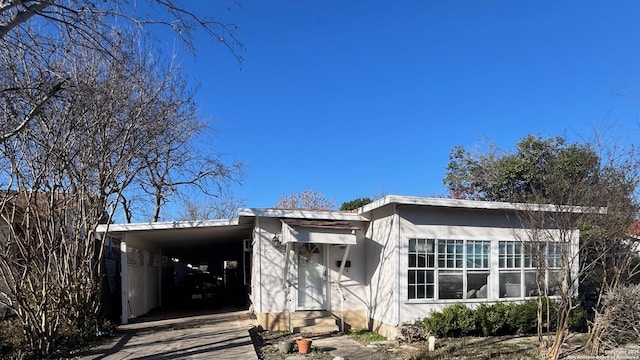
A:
74,309,257,360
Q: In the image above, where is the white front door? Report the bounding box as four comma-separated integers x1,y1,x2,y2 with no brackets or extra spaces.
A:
297,243,326,309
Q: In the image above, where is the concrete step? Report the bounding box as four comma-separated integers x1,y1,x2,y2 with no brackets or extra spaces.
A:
295,324,339,335
289,311,339,334
290,316,336,327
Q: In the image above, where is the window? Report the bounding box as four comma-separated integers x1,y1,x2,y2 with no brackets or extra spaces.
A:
548,270,564,296
408,238,490,300
547,243,563,268
408,239,435,299
466,241,490,299
499,241,521,268
467,241,489,268
438,240,463,268
437,240,463,299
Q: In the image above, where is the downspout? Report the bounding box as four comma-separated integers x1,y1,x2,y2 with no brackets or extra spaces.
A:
158,248,162,308
280,220,294,333
257,217,262,315
282,242,292,333
336,244,351,333
395,205,401,327
120,236,128,325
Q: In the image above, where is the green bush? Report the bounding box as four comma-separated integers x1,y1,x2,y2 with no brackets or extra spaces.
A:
474,302,511,336
424,303,476,337
417,299,578,339
508,300,538,334
568,305,587,332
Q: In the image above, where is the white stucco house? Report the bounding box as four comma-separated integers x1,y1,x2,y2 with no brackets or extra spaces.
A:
97,195,584,338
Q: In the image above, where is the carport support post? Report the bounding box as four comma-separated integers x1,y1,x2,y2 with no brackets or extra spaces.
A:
120,239,128,325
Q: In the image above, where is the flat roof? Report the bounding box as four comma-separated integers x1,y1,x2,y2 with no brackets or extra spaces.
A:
358,195,605,214
96,219,239,233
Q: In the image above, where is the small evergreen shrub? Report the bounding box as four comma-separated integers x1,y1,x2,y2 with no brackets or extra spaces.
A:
568,305,587,332
474,302,511,336
415,299,578,339
508,300,538,334
424,303,476,337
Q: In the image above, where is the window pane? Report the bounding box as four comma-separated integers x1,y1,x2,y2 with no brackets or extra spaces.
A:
409,270,416,283
409,239,416,252
467,272,489,299
417,284,426,298
524,271,539,297
439,272,463,299
418,254,426,267
499,272,521,298
409,254,416,268
548,270,564,296
407,270,434,299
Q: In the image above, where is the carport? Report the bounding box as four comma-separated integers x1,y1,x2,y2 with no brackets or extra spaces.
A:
97,217,255,324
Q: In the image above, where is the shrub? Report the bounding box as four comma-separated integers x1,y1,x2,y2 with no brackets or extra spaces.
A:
508,300,538,334
0,318,24,359
568,305,587,332
475,302,511,336
400,320,427,342
424,304,476,337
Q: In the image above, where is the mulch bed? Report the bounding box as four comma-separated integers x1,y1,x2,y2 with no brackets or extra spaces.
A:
248,326,336,359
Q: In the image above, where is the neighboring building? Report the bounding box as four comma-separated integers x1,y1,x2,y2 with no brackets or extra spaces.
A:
97,195,585,338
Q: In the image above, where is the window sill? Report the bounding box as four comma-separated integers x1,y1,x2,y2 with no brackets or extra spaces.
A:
405,295,561,304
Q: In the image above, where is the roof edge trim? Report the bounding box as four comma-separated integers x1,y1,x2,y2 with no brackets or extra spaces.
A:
358,195,606,214
96,218,238,233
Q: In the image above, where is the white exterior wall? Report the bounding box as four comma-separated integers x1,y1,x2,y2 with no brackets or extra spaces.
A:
254,217,289,313
365,205,399,329
395,205,579,324
125,236,161,319
327,231,367,314
253,217,368,315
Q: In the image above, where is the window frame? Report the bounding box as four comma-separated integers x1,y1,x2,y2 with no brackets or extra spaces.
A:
407,238,491,301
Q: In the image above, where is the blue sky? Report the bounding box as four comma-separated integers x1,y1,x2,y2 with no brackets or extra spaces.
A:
162,1,640,211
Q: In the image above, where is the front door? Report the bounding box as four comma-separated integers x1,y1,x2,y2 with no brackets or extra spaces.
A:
297,243,326,309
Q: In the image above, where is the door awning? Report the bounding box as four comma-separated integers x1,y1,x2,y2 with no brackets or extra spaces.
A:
280,219,359,245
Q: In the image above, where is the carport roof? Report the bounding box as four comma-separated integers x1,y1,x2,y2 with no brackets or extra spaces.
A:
95,217,256,248
95,208,368,248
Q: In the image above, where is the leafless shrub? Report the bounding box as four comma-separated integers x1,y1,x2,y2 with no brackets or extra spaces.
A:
585,284,640,354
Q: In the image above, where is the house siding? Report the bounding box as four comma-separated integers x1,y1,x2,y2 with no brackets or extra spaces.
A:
396,205,579,325
327,229,367,327
365,204,399,337
124,235,161,319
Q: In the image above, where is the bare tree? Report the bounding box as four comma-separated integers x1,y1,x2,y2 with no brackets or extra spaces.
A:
274,189,336,210
136,111,243,222
0,0,243,141
514,148,640,360
0,27,228,356
180,191,245,221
